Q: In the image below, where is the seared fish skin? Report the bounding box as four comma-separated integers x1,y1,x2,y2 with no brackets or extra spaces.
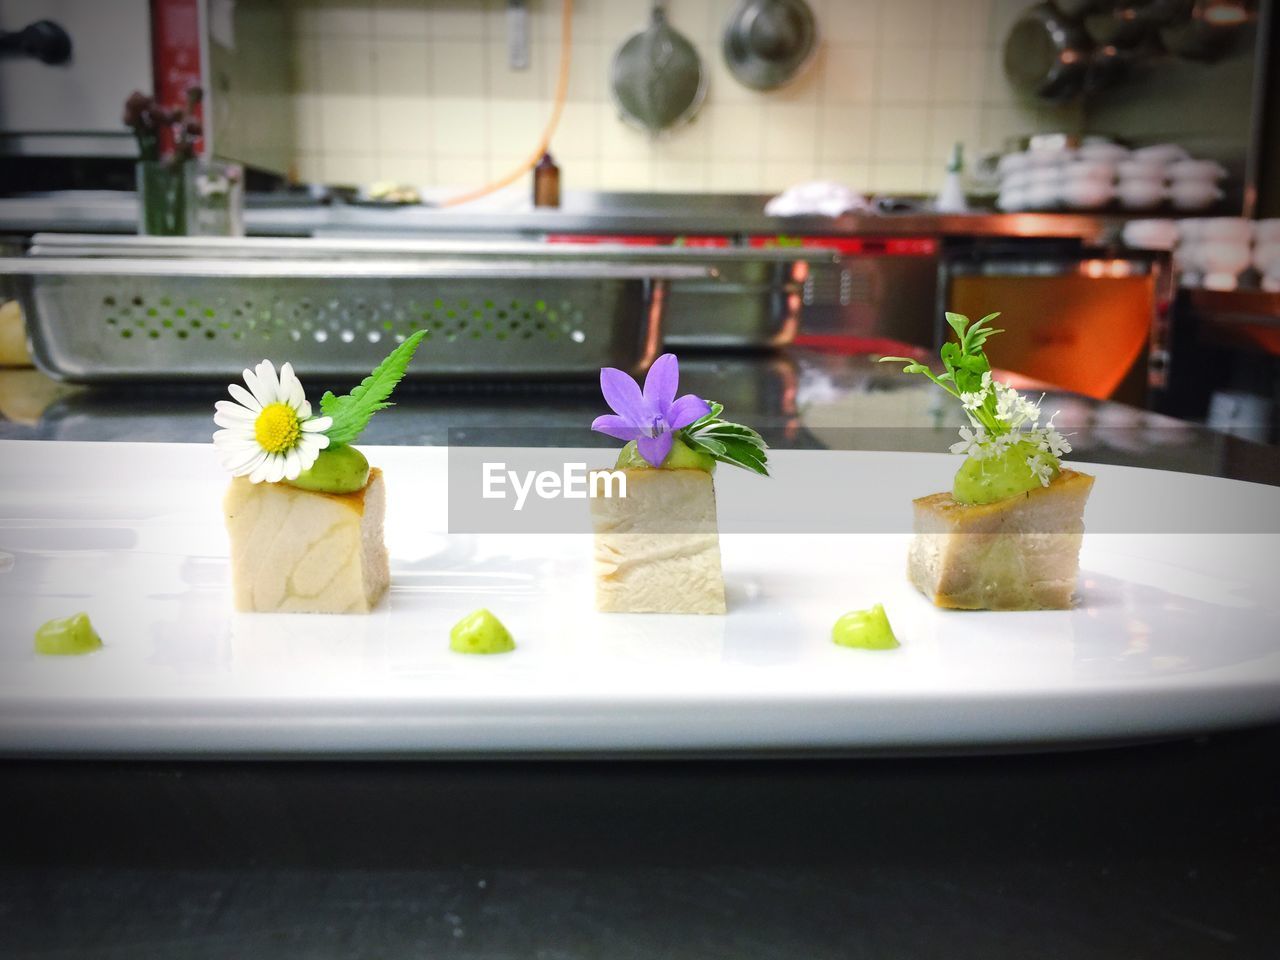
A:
590,468,727,615
224,468,390,614
908,469,1095,611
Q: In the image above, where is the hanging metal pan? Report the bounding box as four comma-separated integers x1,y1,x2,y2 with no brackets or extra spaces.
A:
722,0,817,91
610,1,707,135
1003,2,1093,102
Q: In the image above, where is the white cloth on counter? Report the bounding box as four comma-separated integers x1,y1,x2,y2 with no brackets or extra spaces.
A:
764,181,870,218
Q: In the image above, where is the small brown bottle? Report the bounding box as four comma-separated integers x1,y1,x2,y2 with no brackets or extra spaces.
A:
533,152,560,208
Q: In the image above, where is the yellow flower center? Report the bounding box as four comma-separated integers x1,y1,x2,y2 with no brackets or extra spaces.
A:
253,402,301,454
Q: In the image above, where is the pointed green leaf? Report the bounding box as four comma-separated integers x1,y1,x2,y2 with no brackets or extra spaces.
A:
321,330,427,446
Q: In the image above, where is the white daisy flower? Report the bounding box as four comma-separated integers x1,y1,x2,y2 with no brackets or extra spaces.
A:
212,360,332,483
950,425,989,458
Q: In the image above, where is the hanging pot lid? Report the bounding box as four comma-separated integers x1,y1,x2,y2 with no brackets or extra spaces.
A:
610,2,707,135
722,0,817,91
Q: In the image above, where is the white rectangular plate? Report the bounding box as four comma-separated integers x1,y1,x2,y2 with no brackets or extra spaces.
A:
1,440,1278,756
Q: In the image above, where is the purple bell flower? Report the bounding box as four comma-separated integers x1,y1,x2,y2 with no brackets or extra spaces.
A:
591,353,711,467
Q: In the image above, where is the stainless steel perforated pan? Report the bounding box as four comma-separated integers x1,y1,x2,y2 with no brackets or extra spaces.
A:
13,235,839,359
0,241,715,383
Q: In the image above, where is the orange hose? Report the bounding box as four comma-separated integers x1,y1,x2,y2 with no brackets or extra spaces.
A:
440,0,574,207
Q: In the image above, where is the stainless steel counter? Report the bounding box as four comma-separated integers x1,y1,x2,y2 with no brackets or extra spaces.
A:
0,190,1122,243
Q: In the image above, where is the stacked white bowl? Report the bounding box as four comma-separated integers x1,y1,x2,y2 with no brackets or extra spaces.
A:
1254,220,1280,292
1167,158,1229,212
1182,219,1253,290
996,142,1228,213
1117,144,1178,211
1123,218,1280,291
1060,142,1123,211
1121,218,1180,252
996,145,1073,212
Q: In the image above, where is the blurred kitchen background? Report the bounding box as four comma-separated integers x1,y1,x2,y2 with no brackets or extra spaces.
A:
1,0,1279,444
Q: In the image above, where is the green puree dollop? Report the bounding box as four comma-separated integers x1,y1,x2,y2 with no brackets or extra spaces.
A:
285,444,370,494
952,439,1058,505
832,604,899,650
35,612,103,656
450,608,516,655
614,436,716,473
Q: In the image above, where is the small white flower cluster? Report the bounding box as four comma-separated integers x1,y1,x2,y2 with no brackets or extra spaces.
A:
948,376,1072,486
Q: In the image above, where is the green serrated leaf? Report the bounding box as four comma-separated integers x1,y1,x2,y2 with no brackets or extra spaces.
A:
687,400,724,433
678,406,769,476
321,330,426,446
696,423,765,442
685,435,728,458
718,434,766,456
718,435,766,457
717,440,769,476
884,307,1012,416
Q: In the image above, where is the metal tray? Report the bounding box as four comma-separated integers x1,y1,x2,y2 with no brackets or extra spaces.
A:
663,257,812,350
1,241,715,383
24,235,839,351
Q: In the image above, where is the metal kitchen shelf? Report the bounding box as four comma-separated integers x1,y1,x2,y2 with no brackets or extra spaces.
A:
4,256,711,281
0,193,1126,241
25,233,833,266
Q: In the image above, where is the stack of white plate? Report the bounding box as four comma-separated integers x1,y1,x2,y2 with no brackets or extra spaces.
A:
1177,219,1252,290
1120,218,1180,251
1252,220,1280,292
1123,218,1280,292
997,142,1228,213
996,144,1082,212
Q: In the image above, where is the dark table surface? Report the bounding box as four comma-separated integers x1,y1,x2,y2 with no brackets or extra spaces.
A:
3,348,1278,481
2,348,1278,959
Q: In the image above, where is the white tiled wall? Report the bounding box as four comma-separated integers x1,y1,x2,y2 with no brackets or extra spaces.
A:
288,0,1080,194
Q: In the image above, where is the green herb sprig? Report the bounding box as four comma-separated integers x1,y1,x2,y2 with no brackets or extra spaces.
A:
679,401,770,476
879,311,1072,485
320,330,426,446
881,311,1007,437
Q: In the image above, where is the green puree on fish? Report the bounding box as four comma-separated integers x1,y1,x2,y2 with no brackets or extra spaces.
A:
952,438,1059,504
35,612,103,656
615,435,716,473
881,313,1070,505
285,444,370,494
